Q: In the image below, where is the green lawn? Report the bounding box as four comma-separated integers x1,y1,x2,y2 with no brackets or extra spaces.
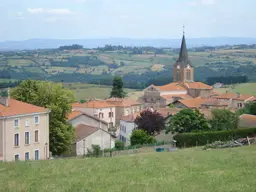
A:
0,146,255,192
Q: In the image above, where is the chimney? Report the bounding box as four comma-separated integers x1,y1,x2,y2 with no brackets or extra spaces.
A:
0,88,9,107
237,92,240,98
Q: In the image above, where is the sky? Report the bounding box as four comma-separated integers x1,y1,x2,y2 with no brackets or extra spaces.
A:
0,0,255,41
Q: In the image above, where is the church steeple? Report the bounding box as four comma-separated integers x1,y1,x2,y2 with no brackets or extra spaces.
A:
178,33,189,63
173,26,194,83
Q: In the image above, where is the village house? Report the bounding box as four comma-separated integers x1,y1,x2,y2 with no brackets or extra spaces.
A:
72,98,143,128
172,98,229,109
67,110,109,131
71,124,115,156
119,108,181,146
72,101,116,127
139,32,214,109
0,92,50,162
214,93,255,109
67,110,115,156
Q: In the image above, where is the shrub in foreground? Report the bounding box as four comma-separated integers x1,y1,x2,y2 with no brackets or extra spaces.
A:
130,130,156,146
173,128,256,148
115,140,125,150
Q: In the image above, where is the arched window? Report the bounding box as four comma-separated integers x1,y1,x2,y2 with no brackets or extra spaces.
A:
186,70,191,81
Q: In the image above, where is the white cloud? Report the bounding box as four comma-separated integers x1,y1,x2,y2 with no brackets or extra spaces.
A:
27,8,75,15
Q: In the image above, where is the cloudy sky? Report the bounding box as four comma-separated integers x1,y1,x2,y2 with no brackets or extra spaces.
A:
0,0,254,41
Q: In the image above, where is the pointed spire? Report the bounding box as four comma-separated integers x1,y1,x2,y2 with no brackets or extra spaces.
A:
178,25,189,63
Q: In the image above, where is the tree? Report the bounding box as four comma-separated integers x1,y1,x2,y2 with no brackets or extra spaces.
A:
110,76,126,98
166,109,209,133
11,79,75,156
134,109,165,136
237,102,256,116
210,109,238,131
130,130,156,146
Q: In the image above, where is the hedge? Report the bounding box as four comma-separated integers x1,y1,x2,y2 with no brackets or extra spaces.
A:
173,128,256,148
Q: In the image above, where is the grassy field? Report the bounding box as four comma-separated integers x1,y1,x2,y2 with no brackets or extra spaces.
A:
64,83,136,100
0,145,255,192
215,82,256,95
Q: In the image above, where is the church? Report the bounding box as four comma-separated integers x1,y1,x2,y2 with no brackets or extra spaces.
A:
139,32,214,108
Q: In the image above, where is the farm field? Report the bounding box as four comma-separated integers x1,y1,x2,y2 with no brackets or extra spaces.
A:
0,145,255,192
215,82,256,96
1,45,256,86
63,83,136,100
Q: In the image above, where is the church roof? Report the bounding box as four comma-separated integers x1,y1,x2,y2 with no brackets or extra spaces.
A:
155,83,187,91
183,82,213,90
155,82,212,92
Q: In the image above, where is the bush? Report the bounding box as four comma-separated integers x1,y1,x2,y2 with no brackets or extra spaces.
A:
87,145,102,157
173,128,256,148
115,140,125,150
130,130,156,146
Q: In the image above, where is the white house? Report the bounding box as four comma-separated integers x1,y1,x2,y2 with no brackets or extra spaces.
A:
72,101,116,127
73,124,115,156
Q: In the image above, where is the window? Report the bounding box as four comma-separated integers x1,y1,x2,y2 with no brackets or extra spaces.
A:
15,154,19,161
35,150,39,160
14,119,19,127
14,133,19,147
109,112,113,118
25,119,30,127
35,130,39,143
25,132,30,145
186,70,191,81
34,116,39,124
25,152,30,160
237,103,243,108
99,113,104,119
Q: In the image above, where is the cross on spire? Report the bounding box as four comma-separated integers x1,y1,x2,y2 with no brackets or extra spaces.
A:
183,25,185,35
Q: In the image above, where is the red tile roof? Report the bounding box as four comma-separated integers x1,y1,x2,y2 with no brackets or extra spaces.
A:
239,114,256,128
215,93,254,101
161,94,192,100
201,99,229,107
75,124,99,142
175,98,206,108
106,98,141,107
183,82,213,90
67,110,83,120
156,83,187,91
0,99,49,117
67,110,108,125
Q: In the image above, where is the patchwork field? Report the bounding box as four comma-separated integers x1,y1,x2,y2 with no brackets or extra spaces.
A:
0,145,255,192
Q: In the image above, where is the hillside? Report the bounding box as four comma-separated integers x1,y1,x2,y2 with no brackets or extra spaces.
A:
1,45,256,90
1,37,256,50
0,146,255,192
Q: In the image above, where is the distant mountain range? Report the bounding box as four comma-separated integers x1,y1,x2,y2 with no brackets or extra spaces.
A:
1,37,256,50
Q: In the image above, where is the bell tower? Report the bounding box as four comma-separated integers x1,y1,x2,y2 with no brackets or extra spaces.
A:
173,26,194,82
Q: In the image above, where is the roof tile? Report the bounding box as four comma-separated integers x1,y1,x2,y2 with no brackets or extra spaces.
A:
0,99,49,117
